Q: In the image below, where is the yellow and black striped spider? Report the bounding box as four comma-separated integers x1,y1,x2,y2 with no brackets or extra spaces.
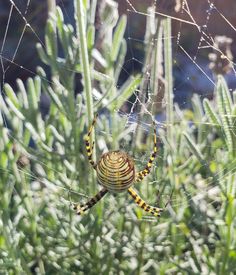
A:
73,114,163,217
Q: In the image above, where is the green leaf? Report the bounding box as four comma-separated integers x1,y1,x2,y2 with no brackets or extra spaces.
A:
56,7,65,42
0,151,8,169
27,78,38,111
0,94,10,119
5,97,25,121
45,20,57,60
87,24,95,50
192,94,204,119
0,110,3,126
216,76,233,152
111,15,127,62
36,43,49,65
61,24,72,59
108,74,141,111
47,86,64,114
233,90,236,104
203,98,221,127
183,133,206,166
232,105,236,131
4,84,19,108
25,122,41,141
34,76,42,100
219,75,233,126
92,49,108,68
4,84,25,121
114,39,127,82
16,79,29,109
49,125,65,143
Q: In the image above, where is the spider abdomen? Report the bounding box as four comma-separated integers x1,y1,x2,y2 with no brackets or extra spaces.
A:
96,151,135,192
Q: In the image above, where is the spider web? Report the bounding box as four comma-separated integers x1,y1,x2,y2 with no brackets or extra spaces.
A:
0,0,236,272
121,1,236,233
0,1,235,214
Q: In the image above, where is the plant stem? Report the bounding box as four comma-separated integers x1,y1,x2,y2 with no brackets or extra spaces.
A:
47,0,56,15
47,0,58,79
74,0,94,125
151,19,163,114
75,0,96,181
163,17,174,144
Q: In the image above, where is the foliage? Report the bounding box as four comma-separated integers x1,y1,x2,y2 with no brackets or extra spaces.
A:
0,0,235,274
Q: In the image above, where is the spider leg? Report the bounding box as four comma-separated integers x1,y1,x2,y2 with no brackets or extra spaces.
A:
128,187,163,217
85,114,98,169
73,187,108,215
136,124,157,182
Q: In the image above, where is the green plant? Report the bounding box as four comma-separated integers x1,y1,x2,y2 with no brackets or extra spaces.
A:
0,1,235,274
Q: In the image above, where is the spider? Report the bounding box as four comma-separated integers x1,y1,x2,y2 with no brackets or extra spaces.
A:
73,114,163,217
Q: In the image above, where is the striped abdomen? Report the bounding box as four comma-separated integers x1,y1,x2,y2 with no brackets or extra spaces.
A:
96,151,135,192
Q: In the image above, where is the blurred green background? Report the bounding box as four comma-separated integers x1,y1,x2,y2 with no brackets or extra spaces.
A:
0,0,236,274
